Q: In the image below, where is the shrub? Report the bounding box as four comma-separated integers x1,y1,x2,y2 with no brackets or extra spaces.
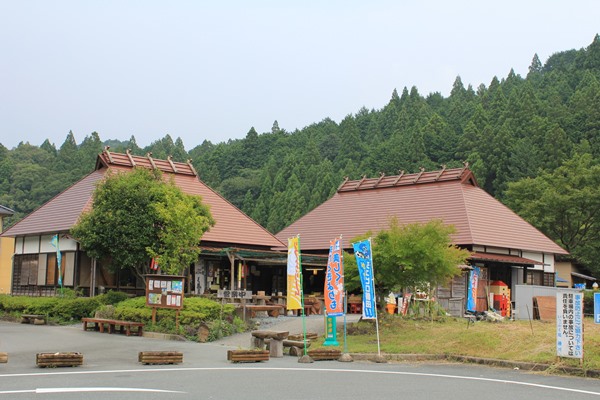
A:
100,290,131,305
112,296,245,340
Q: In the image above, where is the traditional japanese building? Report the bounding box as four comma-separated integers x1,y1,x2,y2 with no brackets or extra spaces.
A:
276,165,568,316
1,149,292,297
0,205,15,294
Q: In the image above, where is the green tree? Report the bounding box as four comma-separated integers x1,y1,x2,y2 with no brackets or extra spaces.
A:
344,219,470,300
71,168,214,279
504,153,600,273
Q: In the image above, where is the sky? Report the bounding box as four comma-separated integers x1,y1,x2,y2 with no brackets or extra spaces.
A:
1,1,599,151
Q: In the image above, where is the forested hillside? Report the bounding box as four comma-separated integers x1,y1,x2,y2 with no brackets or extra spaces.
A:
1,36,600,266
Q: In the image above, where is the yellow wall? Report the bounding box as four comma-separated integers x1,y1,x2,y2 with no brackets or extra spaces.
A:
555,261,573,288
0,217,15,294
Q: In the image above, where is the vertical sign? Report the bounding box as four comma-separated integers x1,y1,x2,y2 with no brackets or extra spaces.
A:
352,239,376,319
595,293,600,324
286,236,302,310
324,236,344,316
556,291,584,359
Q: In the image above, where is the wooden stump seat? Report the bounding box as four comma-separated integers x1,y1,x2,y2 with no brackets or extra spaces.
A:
227,349,270,363
20,314,46,325
36,352,83,368
307,348,342,361
138,351,183,365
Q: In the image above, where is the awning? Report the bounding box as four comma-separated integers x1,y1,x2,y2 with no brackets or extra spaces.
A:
199,246,328,267
469,252,543,266
571,271,596,281
556,275,569,283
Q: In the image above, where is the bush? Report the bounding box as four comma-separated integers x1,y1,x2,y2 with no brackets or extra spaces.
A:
112,296,245,341
100,290,131,305
0,293,246,341
0,294,100,323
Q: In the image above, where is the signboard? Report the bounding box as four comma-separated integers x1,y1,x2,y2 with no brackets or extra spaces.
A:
217,289,252,300
595,293,600,324
556,291,583,359
145,275,185,310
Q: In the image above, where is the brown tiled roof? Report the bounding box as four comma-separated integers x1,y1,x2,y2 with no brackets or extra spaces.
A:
3,150,283,249
277,167,567,255
469,252,544,265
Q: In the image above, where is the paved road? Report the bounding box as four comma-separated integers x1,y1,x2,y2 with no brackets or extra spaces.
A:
1,318,600,399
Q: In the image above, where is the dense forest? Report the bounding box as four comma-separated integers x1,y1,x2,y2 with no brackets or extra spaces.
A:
1,36,600,271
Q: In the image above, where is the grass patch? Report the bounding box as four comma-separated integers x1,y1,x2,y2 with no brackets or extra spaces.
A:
328,315,600,370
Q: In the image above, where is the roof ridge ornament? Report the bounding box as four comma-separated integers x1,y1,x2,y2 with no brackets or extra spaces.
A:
125,149,136,166
413,167,425,184
167,155,178,173
434,165,446,181
104,146,114,163
393,170,405,186
373,172,386,188
146,152,157,170
186,159,198,177
354,175,367,190
337,176,349,192
460,161,470,176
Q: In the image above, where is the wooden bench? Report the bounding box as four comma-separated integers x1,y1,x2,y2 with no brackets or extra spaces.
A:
138,351,183,365
82,317,144,336
251,330,289,357
245,305,285,318
20,314,46,325
265,338,311,356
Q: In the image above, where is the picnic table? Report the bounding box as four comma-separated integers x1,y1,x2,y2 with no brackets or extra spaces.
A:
251,330,289,358
82,317,144,336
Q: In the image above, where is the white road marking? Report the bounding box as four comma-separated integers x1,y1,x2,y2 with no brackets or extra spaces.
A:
0,387,185,394
0,367,598,396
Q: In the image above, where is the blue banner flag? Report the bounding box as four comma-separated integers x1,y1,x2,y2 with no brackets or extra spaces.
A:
352,239,376,319
466,266,480,312
50,234,63,287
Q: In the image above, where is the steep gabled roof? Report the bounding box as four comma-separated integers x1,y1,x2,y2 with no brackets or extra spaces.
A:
277,167,567,255
3,149,283,248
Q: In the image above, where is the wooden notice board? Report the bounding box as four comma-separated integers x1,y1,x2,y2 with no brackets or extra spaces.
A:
145,275,185,310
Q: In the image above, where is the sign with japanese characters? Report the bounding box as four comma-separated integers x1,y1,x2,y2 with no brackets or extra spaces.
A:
556,291,583,359
145,275,185,310
217,289,252,300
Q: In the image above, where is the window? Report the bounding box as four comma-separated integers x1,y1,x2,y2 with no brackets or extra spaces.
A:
543,273,555,287
526,270,542,286
46,253,57,285
15,254,38,285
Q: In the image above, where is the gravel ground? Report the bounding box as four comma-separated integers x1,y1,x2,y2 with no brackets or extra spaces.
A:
211,313,361,348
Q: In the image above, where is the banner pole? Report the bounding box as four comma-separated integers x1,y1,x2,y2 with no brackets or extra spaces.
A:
370,237,382,357
343,290,348,353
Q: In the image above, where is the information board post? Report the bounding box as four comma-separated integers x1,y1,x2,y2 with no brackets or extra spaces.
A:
145,275,185,326
556,291,584,364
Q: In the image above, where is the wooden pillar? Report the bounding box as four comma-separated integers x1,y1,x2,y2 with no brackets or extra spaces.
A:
90,258,97,297
226,250,235,291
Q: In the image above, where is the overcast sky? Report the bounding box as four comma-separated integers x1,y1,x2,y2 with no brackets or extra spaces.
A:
1,1,599,150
